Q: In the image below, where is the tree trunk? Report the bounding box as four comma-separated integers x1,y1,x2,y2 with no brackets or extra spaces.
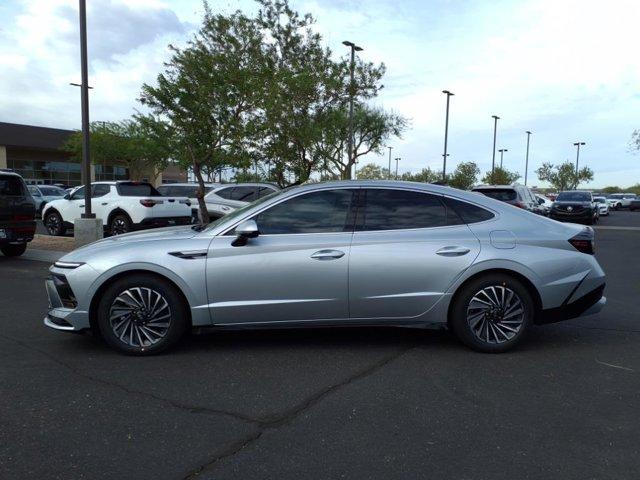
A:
192,159,211,224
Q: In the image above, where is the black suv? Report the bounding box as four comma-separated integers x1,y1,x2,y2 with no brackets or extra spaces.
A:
549,191,598,225
0,170,36,256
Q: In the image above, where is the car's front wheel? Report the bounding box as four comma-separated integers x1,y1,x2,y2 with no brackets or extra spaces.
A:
44,211,66,236
96,274,189,355
449,274,534,353
1,243,27,257
109,213,132,236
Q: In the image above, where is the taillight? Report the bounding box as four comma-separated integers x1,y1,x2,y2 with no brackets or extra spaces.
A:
514,201,525,208
139,199,163,207
569,229,595,254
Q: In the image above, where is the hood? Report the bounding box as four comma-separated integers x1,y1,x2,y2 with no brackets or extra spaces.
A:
61,225,200,261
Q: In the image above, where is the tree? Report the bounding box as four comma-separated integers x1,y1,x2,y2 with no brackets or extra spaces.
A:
448,162,480,190
536,161,593,191
139,5,269,222
601,186,622,194
400,168,440,183
356,163,388,179
63,120,170,183
256,0,391,185
481,167,521,185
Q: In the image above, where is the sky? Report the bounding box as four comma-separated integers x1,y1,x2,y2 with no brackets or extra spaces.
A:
1,0,639,188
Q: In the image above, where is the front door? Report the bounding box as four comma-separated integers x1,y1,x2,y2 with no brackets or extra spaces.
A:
349,188,480,320
206,188,357,325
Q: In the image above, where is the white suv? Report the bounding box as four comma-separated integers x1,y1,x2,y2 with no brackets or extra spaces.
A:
205,183,279,219
157,182,219,222
42,181,192,236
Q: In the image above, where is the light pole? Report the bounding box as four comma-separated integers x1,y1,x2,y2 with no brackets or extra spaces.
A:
491,115,500,174
395,157,401,180
442,90,454,182
343,40,363,179
573,141,585,189
498,148,508,169
387,146,393,179
78,0,93,219
524,131,532,186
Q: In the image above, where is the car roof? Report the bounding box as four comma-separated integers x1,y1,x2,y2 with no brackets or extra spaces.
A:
158,182,220,188
472,184,518,190
0,169,22,178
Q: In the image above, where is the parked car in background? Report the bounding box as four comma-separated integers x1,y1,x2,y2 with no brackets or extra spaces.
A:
44,180,606,355
607,193,637,209
27,184,67,213
534,194,554,216
157,182,218,222
629,198,640,211
471,184,539,212
42,181,192,236
0,170,36,257
593,196,610,216
204,183,279,219
549,191,598,224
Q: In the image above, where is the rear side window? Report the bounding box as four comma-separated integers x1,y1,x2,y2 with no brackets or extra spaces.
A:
231,186,258,202
0,175,25,196
257,186,277,199
443,197,495,224
215,187,235,200
255,189,356,234
91,184,111,198
473,188,517,202
116,182,161,197
357,189,447,231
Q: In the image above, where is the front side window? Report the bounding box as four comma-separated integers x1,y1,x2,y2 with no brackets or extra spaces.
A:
357,189,448,231
71,186,85,200
254,189,356,235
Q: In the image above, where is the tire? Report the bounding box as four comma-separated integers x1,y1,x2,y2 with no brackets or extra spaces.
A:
96,274,189,355
44,210,66,236
449,273,535,353
1,243,27,257
109,213,132,236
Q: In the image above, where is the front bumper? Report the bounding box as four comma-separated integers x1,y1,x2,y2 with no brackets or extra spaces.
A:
537,284,606,324
549,211,592,222
44,276,89,332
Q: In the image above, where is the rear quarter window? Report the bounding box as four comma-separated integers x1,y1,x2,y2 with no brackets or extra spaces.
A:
473,188,517,202
0,175,26,196
444,197,495,224
116,183,162,197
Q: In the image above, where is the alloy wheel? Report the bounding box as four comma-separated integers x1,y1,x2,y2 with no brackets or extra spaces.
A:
466,285,525,344
111,218,129,235
46,214,61,235
109,287,172,348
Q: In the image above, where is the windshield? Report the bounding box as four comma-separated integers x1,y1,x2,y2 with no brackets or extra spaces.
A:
593,197,605,203
556,192,590,202
203,189,285,232
40,186,65,196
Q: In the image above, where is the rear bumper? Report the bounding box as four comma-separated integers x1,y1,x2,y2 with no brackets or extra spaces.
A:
134,216,191,230
537,284,606,325
0,222,36,244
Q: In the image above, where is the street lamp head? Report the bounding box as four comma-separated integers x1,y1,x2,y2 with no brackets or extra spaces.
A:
442,90,454,96
492,115,500,120
354,45,363,51
342,40,354,47
526,130,532,135
574,142,586,146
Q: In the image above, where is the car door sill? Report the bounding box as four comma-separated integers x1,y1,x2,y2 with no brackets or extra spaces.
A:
207,318,445,330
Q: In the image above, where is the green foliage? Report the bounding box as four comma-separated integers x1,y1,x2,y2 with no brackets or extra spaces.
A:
400,168,440,183
536,161,593,191
356,163,389,180
448,162,480,190
62,120,170,182
481,166,521,186
601,185,622,194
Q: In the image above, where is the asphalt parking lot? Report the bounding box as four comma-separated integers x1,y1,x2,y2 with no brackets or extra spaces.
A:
2,211,640,480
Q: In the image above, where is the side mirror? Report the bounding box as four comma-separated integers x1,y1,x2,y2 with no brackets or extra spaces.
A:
232,219,259,247
63,193,71,200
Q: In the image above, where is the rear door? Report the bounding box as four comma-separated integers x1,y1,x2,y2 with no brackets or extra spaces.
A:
349,188,480,320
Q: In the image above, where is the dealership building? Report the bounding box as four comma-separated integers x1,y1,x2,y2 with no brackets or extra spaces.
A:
0,122,186,187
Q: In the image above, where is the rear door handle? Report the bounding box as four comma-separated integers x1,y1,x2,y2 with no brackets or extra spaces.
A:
436,246,470,256
311,249,345,260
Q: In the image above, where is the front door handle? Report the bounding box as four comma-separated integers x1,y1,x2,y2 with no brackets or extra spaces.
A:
101,202,108,206
436,246,470,256
79,204,84,208
311,249,345,260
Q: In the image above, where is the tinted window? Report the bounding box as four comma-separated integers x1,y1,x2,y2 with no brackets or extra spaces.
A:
556,191,590,201
92,184,111,198
28,185,41,196
157,185,170,195
116,182,161,197
0,175,25,196
255,189,356,234
257,186,277,199
474,188,517,202
593,197,606,204
71,186,85,199
40,186,65,196
231,186,258,202
443,197,495,224
215,187,235,200
357,189,447,231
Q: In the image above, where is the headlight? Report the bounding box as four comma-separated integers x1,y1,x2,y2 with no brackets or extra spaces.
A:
53,261,85,269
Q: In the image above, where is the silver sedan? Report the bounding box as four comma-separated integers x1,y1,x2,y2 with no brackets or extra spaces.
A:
44,181,606,355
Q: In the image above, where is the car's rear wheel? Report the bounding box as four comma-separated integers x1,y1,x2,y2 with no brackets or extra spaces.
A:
44,211,66,236
96,274,188,355
109,213,132,236
449,274,534,353
1,243,27,257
